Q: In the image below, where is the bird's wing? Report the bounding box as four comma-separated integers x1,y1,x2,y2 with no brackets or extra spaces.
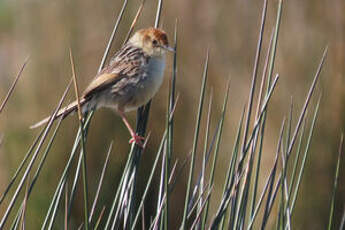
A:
82,72,123,98
83,45,149,99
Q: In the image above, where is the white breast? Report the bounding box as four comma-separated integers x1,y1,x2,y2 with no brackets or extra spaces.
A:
146,56,166,95
120,56,166,112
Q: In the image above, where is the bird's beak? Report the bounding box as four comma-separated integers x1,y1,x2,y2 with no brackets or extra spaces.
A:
161,45,175,53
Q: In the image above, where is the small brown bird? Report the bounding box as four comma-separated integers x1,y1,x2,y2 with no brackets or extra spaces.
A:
31,27,174,146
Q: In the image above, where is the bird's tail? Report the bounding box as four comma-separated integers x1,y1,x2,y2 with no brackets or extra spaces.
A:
30,98,87,129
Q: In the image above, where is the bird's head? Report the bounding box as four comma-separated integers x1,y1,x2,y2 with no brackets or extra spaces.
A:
129,27,174,57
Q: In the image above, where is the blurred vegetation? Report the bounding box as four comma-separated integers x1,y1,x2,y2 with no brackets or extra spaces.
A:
0,0,344,229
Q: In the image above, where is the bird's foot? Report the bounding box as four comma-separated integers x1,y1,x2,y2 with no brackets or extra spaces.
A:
129,134,145,148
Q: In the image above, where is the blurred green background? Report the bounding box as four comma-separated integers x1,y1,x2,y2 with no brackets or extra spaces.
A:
0,0,344,229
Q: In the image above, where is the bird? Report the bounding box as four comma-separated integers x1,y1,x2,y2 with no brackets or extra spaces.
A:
31,27,174,147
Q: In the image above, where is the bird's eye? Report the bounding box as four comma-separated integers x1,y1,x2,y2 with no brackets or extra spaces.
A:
152,40,158,46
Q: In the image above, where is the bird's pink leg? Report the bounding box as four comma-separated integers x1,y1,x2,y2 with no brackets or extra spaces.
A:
118,111,145,147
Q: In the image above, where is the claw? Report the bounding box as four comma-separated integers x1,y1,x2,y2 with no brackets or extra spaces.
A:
129,134,145,148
